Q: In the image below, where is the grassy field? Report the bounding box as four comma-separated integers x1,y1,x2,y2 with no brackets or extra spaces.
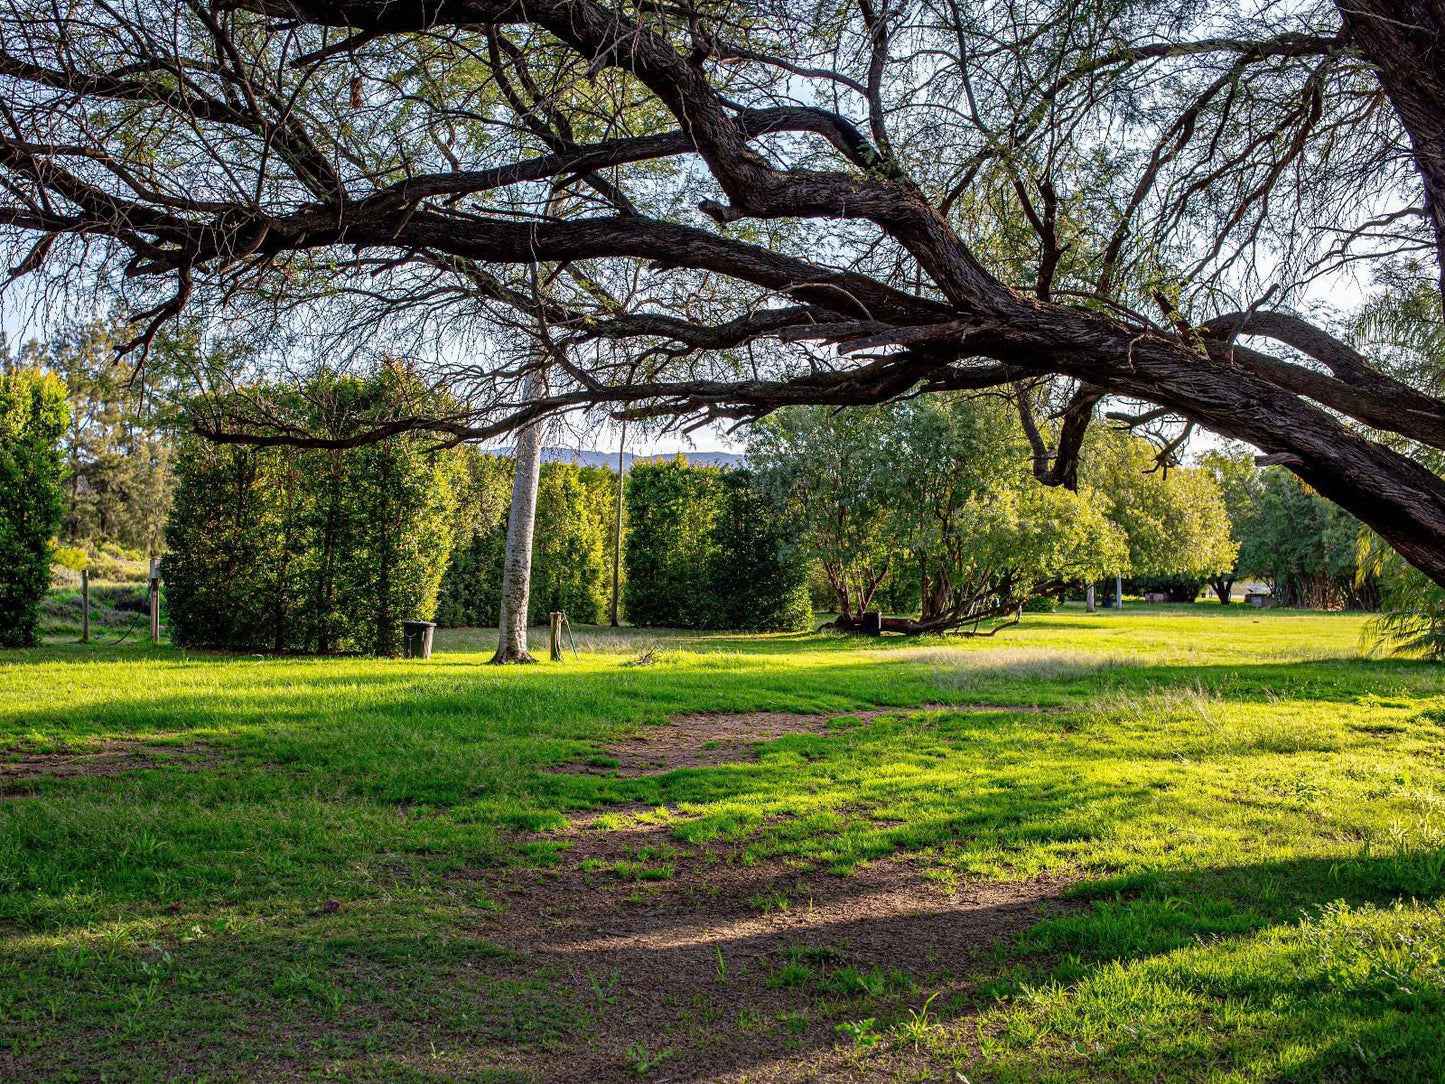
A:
2,607,1443,1082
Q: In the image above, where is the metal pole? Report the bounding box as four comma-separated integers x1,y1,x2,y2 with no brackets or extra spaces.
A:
609,421,626,627
81,567,90,643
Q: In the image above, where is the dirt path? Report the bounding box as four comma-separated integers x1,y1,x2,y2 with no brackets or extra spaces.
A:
458,806,1072,1082
556,704,1044,776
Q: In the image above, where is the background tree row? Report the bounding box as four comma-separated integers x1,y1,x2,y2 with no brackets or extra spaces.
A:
164,365,462,655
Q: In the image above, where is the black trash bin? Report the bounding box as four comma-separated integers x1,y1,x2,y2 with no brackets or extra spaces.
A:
402,620,437,659
861,610,882,636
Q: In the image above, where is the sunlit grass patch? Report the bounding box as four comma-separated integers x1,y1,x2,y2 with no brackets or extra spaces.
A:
3,606,1445,1080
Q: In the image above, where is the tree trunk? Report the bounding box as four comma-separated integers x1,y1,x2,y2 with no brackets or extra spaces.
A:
1339,0,1445,295
1211,575,1234,605
609,422,625,627
490,375,545,664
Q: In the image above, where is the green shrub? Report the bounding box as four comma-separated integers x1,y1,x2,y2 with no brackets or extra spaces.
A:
623,458,811,632
707,471,813,631
0,368,68,646
623,458,721,628
435,458,617,627
1022,594,1059,613
165,365,463,655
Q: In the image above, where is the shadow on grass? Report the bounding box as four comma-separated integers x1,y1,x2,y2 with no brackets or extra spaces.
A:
4,843,1440,1083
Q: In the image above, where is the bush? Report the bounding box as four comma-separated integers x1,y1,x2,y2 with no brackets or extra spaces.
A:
706,471,813,631
435,457,618,627
1133,574,1204,603
165,366,463,654
0,369,68,646
623,458,812,631
623,458,721,628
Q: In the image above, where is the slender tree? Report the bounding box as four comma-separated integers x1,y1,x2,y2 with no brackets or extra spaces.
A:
492,369,546,663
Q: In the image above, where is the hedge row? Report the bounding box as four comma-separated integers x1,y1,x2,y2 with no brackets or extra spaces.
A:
0,368,68,647
623,459,812,632
164,368,462,654
435,458,618,627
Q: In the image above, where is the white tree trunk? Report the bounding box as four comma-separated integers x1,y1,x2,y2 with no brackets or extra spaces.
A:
609,422,626,626
491,378,545,664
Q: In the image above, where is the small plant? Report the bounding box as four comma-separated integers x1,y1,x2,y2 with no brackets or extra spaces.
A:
769,960,815,988
895,991,942,1050
626,1040,673,1075
835,1016,881,1053
714,944,727,982
821,964,885,997
750,889,790,913
588,970,619,1006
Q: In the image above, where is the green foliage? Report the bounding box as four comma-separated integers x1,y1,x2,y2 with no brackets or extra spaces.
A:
1084,428,1237,586
623,457,811,631
1236,468,1374,609
164,365,463,654
531,464,617,624
21,316,175,555
432,449,513,627
1351,279,1445,648
436,457,618,627
751,407,899,619
707,471,814,632
1197,442,1380,610
903,399,1126,626
1196,442,1266,601
623,457,719,628
754,396,1127,630
0,367,68,646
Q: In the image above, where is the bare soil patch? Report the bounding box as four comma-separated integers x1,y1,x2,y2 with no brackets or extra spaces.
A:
557,703,1036,776
0,741,210,791
457,809,1074,1083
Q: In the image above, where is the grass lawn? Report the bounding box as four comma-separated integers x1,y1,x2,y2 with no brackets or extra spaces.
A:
2,606,1443,1082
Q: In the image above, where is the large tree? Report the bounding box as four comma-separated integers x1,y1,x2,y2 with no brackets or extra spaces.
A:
2,0,1445,583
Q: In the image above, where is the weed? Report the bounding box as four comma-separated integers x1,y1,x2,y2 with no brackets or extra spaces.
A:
626,1040,673,1075
895,991,942,1051
836,1016,882,1053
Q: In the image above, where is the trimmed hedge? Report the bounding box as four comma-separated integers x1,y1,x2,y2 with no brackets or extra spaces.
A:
164,368,463,654
623,458,811,631
435,458,618,627
0,368,68,646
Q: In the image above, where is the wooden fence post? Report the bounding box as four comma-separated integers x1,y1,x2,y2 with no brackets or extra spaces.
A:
149,558,161,643
81,567,90,643
549,612,563,661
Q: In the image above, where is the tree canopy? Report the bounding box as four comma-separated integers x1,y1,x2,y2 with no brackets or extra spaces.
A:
0,365,68,646
753,396,1130,633
2,0,1445,582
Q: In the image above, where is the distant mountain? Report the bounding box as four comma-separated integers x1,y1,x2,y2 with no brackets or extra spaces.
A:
491,445,745,470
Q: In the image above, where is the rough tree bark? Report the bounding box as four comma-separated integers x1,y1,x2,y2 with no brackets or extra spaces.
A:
491,372,545,664
1337,0,1445,292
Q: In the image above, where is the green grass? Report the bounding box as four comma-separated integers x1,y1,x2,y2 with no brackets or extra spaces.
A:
2,605,1443,1081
